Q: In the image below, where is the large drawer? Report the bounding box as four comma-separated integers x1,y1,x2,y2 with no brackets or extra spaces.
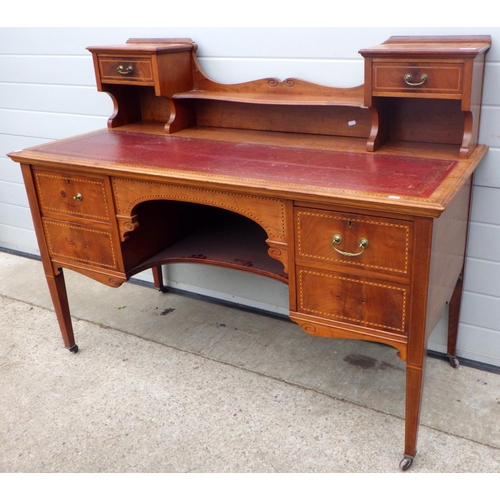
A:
295,208,412,278
98,56,154,85
297,267,408,335
43,219,119,270
34,171,111,222
372,62,464,97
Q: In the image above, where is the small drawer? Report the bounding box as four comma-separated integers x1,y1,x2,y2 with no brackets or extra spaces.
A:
297,267,408,334
34,171,110,222
43,219,118,270
98,56,154,85
372,62,464,96
295,209,411,277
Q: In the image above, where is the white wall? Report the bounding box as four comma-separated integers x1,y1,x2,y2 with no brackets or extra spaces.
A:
1,27,499,366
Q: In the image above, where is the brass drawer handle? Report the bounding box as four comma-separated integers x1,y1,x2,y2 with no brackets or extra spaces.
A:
73,193,83,201
332,234,369,257
117,64,133,75
404,73,428,87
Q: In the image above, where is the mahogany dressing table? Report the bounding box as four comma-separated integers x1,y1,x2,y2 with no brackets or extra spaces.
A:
8,35,491,470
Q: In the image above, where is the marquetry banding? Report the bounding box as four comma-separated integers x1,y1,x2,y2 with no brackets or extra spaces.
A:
296,211,410,274
43,220,117,269
23,146,446,205
374,64,463,93
112,178,287,241
35,172,110,221
298,269,407,333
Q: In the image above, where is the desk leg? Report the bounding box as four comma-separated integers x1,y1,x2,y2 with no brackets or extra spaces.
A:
46,269,78,353
20,164,77,353
447,273,463,368
152,265,168,293
401,355,426,471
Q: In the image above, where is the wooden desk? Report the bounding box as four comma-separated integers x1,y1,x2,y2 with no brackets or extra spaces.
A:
8,35,491,470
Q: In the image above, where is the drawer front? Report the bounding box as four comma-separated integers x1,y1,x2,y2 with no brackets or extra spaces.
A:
295,209,411,277
98,56,154,84
34,172,111,222
372,62,463,96
43,219,118,270
297,267,408,334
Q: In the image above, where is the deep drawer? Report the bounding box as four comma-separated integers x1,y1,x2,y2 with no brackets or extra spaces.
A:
34,171,111,222
43,219,118,270
372,62,463,96
295,209,412,277
297,267,408,334
98,56,154,84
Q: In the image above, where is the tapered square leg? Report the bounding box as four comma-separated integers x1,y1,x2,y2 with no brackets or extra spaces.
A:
46,270,78,352
447,274,463,368
401,355,427,471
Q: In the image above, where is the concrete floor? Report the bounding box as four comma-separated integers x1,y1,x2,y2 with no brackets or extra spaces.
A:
1,250,500,473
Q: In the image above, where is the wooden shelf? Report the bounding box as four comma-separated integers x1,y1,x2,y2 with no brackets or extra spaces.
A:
173,88,366,108
128,210,288,283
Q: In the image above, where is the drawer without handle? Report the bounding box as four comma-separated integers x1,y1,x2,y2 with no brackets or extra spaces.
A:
372,62,464,97
295,209,412,278
34,171,111,222
297,267,409,335
43,219,119,270
98,56,154,85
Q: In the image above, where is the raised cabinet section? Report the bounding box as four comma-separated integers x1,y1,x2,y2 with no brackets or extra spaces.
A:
87,36,490,159
360,36,491,157
87,40,195,132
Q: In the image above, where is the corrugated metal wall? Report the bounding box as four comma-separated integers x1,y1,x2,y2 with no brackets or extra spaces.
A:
1,27,499,366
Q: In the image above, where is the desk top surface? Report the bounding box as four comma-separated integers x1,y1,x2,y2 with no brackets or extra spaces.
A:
11,129,485,216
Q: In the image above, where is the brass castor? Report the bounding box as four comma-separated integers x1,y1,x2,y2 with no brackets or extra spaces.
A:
399,456,413,471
